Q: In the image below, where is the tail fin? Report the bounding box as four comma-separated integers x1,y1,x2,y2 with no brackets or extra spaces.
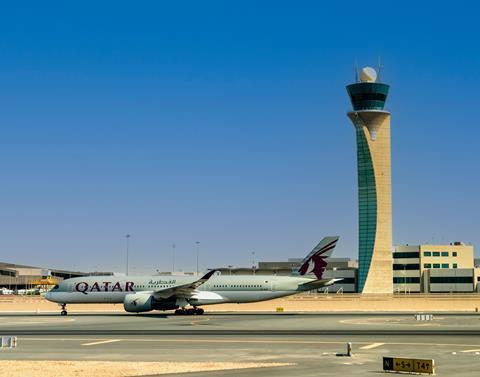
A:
295,236,339,279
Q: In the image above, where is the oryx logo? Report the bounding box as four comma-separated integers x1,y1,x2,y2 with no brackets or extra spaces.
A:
298,238,338,279
132,298,139,306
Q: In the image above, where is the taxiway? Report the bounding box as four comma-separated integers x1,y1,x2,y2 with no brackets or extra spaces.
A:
1,312,480,376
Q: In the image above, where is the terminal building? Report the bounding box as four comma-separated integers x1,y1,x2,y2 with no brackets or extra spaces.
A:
393,242,477,293
0,262,113,291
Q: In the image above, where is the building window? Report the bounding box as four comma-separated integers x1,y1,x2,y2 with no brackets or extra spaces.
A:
432,252,440,257
441,264,449,268
393,252,420,259
453,264,458,268
453,252,457,257
393,277,420,284
424,263,432,268
433,264,440,268
424,252,431,256
430,276,473,284
393,264,420,270
441,252,449,257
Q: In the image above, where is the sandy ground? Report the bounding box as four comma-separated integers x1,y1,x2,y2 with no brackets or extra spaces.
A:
1,294,480,312
0,360,293,377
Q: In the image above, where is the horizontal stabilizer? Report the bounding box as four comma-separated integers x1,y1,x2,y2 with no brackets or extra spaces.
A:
299,278,343,290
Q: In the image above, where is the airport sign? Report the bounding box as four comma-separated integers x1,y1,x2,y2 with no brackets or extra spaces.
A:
383,356,435,374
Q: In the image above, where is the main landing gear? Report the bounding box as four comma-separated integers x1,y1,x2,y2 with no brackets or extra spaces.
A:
174,307,204,315
60,303,68,316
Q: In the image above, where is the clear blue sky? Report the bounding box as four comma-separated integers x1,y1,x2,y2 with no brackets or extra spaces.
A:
0,1,478,273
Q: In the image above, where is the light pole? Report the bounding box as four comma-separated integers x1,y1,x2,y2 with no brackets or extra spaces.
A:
172,243,176,273
252,251,256,275
125,234,131,276
195,241,200,276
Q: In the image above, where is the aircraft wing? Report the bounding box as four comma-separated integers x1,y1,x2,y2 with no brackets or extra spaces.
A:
152,270,216,299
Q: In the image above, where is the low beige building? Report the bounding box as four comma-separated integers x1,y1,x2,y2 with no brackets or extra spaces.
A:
393,242,475,293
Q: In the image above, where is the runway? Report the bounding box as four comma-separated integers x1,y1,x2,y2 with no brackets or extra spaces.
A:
1,312,480,376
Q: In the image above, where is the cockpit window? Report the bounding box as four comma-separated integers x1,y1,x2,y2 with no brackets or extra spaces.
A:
52,285,59,290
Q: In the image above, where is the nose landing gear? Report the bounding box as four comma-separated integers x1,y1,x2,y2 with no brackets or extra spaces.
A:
60,303,68,316
174,307,204,315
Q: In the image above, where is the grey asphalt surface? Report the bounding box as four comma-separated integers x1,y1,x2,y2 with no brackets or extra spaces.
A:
1,312,480,376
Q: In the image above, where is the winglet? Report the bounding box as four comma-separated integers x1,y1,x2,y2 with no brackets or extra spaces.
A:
199,269,217,281
189,269,217,289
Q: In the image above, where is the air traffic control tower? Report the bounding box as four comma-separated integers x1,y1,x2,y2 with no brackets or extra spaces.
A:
347,67,393,294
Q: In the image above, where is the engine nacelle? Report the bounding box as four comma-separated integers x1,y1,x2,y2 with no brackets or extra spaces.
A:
123,293,153,313
123,293,180,313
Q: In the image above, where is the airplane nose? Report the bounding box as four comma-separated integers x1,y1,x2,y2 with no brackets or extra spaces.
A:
44,292,51,300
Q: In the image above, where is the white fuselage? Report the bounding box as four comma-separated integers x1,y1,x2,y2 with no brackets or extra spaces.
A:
45,274,317,308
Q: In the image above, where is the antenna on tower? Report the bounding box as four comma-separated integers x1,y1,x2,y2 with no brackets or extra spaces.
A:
377,56,382,82
354,59,359,82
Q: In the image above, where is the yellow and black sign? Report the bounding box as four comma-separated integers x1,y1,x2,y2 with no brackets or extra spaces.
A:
383,357,434,374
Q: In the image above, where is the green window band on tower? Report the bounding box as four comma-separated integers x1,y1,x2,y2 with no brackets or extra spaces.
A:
346,83,389,111
355,126,377,292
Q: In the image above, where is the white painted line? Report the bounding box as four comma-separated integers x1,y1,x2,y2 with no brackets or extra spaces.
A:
360,343,385,350
460,349,480,353
18,338,480,349
81,339,122,346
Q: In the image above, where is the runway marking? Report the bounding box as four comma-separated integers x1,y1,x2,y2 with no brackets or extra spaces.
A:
360,343,385,350
339,317,447,327
82,339,122,346
2,318,75,325
163,316,212,326
460,349,480,353
191,318,210,326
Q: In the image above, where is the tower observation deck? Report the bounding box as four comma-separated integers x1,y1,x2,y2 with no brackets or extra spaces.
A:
346,67,393,294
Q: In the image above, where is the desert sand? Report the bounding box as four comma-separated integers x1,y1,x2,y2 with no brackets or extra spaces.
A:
1,294,480,312
0,360,294,377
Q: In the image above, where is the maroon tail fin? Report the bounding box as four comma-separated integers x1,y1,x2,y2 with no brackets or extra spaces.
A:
297,237,339,279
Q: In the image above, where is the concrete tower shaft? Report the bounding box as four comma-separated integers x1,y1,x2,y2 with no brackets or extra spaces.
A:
347,78,393,294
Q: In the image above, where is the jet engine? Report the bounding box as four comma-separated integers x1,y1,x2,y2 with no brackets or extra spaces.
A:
123,293,154,313
123,293,180,313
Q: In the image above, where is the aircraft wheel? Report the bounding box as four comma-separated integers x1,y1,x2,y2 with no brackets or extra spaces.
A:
60,310,67,316
175,309,186,315
186,308,195,315
196,308,204,315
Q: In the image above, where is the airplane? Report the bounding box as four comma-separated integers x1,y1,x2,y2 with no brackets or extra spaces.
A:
45,236,340,315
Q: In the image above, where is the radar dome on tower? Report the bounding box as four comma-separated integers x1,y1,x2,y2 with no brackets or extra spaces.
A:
359,66,377,83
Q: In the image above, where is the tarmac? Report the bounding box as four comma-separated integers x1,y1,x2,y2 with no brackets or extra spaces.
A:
1,312,480,376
